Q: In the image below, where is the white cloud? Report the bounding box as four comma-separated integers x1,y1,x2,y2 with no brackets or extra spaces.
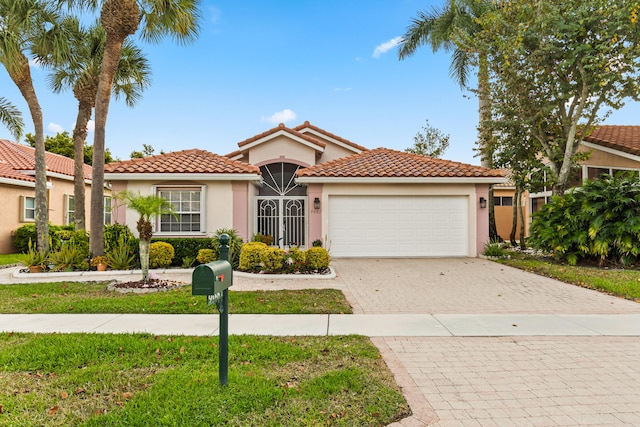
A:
261,109,297,124
86,120,95,133
372,36,402,59
47,122,65,134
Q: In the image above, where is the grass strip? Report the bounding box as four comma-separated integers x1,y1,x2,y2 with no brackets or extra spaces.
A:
0,333,409,426
497,255,640,300
0,282,352,314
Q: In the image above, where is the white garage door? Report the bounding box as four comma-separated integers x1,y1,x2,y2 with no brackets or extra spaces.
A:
328,195,469,257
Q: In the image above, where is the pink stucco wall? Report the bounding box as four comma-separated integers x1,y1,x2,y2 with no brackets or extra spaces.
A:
306,184,323,245
475,184,490,256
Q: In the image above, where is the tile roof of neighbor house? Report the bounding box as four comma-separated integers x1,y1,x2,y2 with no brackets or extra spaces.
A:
583,125,640,157
293,121,369,152
0,139,91,182
104,149,260,174
296,147,506,179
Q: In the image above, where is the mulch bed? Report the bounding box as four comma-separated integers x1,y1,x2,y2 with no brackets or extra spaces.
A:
108,278,188,294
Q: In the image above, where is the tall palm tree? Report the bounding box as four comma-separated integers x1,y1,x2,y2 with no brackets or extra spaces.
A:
48,22,151,231
0,98,24,139
398,0,498,237
60,0,200,257
0,0,75,251
116,191,175,282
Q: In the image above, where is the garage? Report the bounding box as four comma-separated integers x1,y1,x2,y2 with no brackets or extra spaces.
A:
328,195,469,257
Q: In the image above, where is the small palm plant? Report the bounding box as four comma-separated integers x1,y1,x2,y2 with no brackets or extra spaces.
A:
115,191,176,281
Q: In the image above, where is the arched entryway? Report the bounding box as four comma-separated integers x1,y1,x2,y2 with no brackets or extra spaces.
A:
256,162,307,247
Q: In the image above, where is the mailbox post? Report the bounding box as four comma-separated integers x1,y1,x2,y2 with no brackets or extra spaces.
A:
192,234,232,385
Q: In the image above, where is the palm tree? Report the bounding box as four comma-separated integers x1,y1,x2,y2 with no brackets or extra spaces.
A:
0,0,75,251
48,21,151,231
398,0,498,237
60,0,201,257
0,98,24,139
116,191,176,282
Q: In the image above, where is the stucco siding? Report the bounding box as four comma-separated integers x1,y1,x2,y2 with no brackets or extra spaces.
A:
248,135,316,167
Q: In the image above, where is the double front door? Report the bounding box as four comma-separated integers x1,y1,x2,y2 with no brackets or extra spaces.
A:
255,162,307,248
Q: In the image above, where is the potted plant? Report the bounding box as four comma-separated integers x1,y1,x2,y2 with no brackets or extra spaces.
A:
91,256,108,271
23,240,48,273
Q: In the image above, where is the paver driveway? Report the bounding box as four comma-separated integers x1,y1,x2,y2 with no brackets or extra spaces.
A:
236,258,640,426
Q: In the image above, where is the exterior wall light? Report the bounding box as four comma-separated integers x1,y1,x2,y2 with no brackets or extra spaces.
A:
313,197,321,210
479,197,487,209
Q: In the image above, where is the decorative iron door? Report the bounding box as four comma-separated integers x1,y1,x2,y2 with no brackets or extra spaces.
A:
256,197,306,247
255,163,307,248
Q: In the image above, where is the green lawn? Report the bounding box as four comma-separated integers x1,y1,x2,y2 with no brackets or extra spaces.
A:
0,333,410,426
497,253,640,300
0,282,352,314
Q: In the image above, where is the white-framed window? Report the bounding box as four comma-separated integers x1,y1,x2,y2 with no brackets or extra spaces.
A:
20,196,36,222
104,196,112,225
585,166,640,181
64,194,75,225
156,187,204,233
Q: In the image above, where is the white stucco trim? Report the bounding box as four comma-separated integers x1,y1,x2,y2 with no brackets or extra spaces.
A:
582,141,640,163
296,177,508,184
104,173,262,181
240,130,325,153
0,177,36,188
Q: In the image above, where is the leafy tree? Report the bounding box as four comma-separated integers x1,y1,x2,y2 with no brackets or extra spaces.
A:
25,132,116,165
0,0,75,251
59,0,201,257
0,97,24,139
130,143,160,159
115,191,176,282
48,21,150,230
405,119,450,158
468,0,640,196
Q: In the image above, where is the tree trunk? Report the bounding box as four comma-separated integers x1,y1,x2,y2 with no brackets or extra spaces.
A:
510,188,520,244
518,190,526,250
72,99,92,231
139,239,150,281
11,56,48,251
90,0,139,257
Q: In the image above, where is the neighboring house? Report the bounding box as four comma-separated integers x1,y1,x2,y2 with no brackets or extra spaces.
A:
0,139,95,254
496,125,640,241
104,121,506,257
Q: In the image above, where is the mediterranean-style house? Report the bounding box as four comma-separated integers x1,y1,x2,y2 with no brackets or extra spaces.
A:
495,125,640,240
104,121,506,258
0,139,98,254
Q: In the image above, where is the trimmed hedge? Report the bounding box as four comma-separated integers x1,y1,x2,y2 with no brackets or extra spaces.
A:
150,237,213,267
149,241,175,268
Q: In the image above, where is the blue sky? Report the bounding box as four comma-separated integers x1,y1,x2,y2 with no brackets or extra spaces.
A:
1,0,639,165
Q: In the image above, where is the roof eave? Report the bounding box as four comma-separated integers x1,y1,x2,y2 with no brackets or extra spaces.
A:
582,141,640,163
296,177,508,184
105,173,262,181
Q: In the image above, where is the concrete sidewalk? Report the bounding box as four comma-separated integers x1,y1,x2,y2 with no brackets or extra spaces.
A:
2,313,640,336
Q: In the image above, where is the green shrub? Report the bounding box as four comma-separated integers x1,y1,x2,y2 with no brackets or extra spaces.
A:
260,247,285,273
283,247,306,273
151,237,213,266
211,229,244,269
104,224,136,255
149,241,175,268
311,239,323,247
48,244,88,271
22,239,48,269
530,174,640,266
13,224,75,253
483,239,508,258
253,233,274,245
305,247,330,271
105,233,137,270
239,242,268,272
196,249,216,264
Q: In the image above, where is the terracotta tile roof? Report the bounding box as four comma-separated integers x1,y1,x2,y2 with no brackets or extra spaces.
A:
235,123,326,150
0,139,91,182
296,147,506,178
293,121,368,152
583,125,640,157
104,149,260,174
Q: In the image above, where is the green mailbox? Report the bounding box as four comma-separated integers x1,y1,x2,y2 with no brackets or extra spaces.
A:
192,260,233,295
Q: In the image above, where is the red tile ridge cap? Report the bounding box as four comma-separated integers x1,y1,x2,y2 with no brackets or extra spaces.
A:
236,123,326,149
293,121,368,151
